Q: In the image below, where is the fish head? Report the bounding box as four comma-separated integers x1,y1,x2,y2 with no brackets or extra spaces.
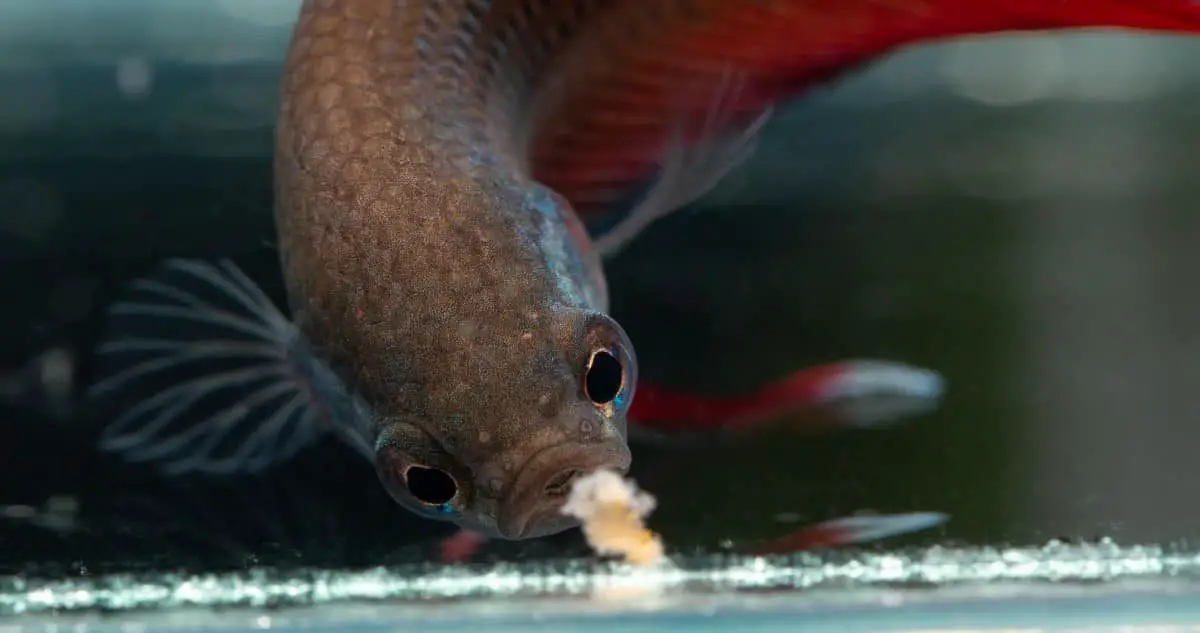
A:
372,306,636,540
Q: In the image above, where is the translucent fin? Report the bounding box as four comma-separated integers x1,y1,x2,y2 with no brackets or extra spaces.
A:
747,512,949,555
88,258,373,476
628,359,944,439
593,66,770,258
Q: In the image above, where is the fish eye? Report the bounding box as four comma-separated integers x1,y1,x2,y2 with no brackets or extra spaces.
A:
404,466,459,506
584,347,624,405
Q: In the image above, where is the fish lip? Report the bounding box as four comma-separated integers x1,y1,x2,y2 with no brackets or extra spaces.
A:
496,439,632,540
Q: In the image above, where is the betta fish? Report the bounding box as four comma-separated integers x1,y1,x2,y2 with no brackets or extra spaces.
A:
87,0,1200,558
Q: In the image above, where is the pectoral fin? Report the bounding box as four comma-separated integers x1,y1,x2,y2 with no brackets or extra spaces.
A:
89,259,373,476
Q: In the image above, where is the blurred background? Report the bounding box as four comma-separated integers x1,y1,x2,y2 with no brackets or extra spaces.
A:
2,0,1200,576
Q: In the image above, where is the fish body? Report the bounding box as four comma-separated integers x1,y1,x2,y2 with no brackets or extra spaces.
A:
271,0,635,540
89,0,1200,552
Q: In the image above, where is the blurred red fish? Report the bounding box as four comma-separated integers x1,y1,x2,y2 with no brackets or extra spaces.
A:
530,0,1200,438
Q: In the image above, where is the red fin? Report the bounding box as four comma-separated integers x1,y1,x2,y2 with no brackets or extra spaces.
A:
628,360,943,434
747,512,948,555
531,0,1200,215
439,528,488,563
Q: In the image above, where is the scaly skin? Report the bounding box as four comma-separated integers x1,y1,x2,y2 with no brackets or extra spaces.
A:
274,0,632,540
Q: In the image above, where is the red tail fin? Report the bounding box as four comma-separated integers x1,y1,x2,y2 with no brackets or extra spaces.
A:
532,0,1200,215
629,360,943,435
747,512,948,555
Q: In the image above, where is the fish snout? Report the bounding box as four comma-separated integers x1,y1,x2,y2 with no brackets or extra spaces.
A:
495,439,631,540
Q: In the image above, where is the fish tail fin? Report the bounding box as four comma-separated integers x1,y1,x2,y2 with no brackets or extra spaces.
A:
88,258,371,476
747,512,949,555
628,359,944,436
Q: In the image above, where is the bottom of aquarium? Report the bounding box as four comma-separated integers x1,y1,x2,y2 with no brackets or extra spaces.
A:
5,542,1200,632
12,581,1200,633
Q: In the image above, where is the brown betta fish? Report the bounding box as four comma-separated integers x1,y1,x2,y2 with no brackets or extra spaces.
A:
91,0,1200,553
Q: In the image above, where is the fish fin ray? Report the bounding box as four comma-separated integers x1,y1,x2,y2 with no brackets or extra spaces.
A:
594,66,769,258
89,258,370,475
114,373,299,472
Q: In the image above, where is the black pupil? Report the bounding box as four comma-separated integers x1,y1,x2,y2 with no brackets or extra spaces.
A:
405,467,458,505
585,349,623,405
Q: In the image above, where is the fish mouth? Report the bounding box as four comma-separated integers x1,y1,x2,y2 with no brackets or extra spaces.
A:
496,439,632,540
